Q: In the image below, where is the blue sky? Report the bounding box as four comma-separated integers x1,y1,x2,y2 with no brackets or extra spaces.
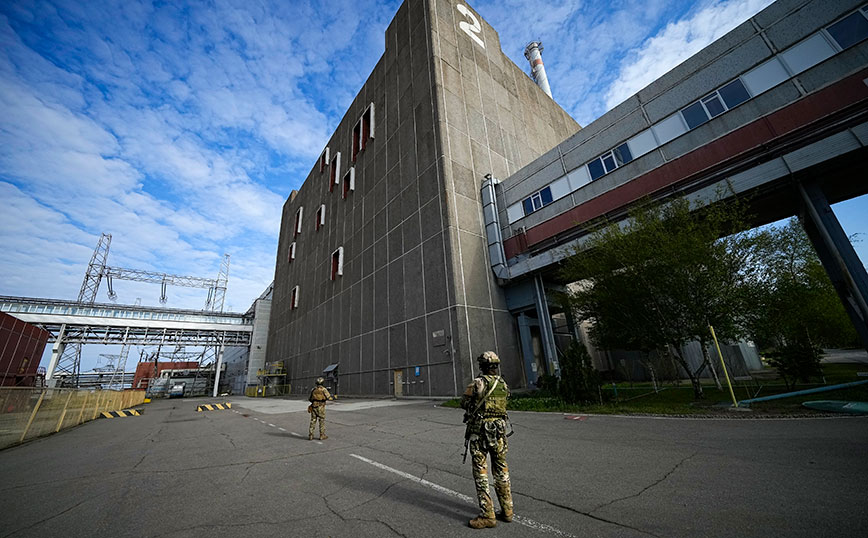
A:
1,0,865,369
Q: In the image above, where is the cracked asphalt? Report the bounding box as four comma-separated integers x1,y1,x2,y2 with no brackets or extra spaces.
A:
1,397,866,537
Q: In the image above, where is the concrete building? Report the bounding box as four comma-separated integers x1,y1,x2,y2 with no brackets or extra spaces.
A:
267,0,579,396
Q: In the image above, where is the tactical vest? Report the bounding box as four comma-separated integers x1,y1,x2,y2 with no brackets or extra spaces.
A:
311,386,328,404
479,375,508,418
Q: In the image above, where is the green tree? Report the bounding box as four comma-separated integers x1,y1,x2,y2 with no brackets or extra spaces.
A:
561,195,757,400
745,219,858,386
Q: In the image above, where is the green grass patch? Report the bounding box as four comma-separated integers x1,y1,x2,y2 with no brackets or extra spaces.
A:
442,363,868,416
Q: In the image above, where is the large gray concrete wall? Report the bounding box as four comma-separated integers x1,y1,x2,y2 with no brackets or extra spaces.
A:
246,298,270,386
267,0,578,396
427,0,579,390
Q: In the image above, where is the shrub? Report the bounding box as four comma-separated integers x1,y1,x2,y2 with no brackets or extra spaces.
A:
558,342,603,404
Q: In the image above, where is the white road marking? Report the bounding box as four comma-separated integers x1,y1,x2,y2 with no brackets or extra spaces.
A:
267,423,275,427
278,427,286,432
349,454,576,537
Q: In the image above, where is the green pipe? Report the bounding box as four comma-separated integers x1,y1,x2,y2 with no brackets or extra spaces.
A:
738,380,868,406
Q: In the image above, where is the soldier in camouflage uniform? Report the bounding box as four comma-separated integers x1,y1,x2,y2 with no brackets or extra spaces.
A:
461,351,514,529
308,377,333,440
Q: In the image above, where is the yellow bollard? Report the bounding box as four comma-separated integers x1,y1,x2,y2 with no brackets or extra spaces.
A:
709,325,738,408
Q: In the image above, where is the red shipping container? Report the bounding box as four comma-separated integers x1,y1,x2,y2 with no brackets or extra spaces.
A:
0,312,50,387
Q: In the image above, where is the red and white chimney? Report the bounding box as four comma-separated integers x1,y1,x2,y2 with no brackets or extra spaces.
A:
524,41,553,99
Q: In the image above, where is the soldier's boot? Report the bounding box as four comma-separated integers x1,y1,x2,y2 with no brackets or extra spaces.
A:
320,434,328,440
468,516,497,529
495,487,513,522
308,433,314,440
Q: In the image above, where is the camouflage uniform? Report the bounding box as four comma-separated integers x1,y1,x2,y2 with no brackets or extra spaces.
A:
461,352,513,528
309,379,332,440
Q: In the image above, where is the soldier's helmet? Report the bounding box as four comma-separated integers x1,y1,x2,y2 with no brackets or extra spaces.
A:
315,377,325,385
477,351,500,365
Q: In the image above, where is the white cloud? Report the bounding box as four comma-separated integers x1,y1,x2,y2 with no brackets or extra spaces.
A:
603,0,774,110
0,0,399,330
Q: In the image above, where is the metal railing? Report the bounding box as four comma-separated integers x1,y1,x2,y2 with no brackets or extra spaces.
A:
0,387,146,450
245,384,292,398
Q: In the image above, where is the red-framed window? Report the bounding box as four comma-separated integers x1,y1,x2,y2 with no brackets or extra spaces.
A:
319,147,329,173
361,104,374,150
294,207,303,237
342,167,354,199
315,204,325,231
290,285,300,309
331,247,344,281
288,241,296,263
352,122,361,162
329,152,341,192
352,104,375,162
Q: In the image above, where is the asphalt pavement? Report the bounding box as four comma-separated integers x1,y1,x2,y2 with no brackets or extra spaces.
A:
0,396,866,537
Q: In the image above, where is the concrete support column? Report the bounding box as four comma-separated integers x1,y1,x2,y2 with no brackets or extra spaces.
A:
798,181,868,351
533,275,560,376
212,343,225,397
45,324,66,387
517,313,537,387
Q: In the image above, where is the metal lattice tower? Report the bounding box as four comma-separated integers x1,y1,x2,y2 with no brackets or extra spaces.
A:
200,254,230,394
106,335,131,390
79,233,112,303
49,233,113,387
46,234,232,388
205,254,230,312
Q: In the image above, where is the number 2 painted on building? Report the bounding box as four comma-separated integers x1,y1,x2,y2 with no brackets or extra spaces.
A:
456,4,485,49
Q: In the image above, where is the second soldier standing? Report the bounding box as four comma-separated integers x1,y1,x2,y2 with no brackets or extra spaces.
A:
308,377,333,440
461,351,514,529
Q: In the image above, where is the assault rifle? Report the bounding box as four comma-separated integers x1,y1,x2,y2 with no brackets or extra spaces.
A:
462,411,476,464
461,376,500,463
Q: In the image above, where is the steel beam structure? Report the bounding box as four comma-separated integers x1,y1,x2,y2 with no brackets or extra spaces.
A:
798,180,868,351
19,323,250,347
2,295,252,388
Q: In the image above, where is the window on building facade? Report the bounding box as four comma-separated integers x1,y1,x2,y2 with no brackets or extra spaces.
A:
362,104,374,147
681,100,709,130
717,79,751,109
319,147,329,173
681,77,752,131
290,285,299,309
316,204,325,231
352,122,361,162
826,10,868,50
342,167,355,199
288,241,296,262
329,152,341,192
352,104,375,163
331,247,344,281
522,186,553,216
294,207,303,236
588,143,633,181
